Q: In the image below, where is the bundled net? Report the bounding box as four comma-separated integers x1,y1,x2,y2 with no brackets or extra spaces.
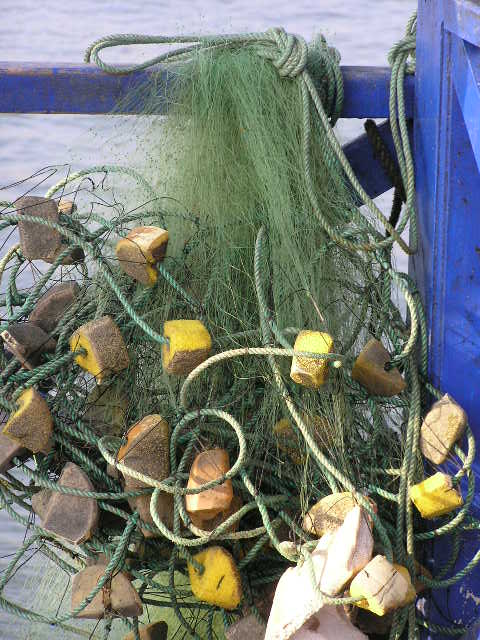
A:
0,13,478,640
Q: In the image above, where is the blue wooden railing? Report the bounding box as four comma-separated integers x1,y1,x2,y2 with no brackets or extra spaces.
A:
0,0,479,635
0,62,414,119
0,62,414,202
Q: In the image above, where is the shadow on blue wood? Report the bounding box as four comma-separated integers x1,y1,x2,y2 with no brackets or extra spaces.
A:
0,62,414,118
343,120,413,200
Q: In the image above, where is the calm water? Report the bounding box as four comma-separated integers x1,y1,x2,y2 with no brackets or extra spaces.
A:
0,1,416,637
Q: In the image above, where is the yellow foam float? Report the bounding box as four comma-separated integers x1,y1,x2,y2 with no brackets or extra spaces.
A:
70,315,129,382
3,387,53,453
410,472,463,519
162,319,211,375
188,546,242,609
290,330,334,388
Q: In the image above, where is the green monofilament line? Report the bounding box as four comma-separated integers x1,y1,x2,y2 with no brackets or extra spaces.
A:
0,13,476,640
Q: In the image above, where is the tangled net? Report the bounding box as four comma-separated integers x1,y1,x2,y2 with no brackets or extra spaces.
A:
0,13,478,640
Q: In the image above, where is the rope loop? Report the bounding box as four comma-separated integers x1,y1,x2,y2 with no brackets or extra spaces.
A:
263,27,308,79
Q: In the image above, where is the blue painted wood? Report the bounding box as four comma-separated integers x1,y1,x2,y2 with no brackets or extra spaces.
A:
451,35,480,171
414,0,480,635
443,0,480,47
341,66,414,118
342,120,413,199
0,62,414,118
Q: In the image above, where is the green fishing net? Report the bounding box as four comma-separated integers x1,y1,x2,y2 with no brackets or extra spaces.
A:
0,14,477,640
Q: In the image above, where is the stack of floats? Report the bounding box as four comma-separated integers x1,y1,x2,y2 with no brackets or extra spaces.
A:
0,193,474,639
0,18,478,640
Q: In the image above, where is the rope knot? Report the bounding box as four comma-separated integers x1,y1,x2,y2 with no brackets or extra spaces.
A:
265,27,308,79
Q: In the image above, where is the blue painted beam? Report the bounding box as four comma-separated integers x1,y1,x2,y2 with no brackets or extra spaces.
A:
342,120,413,199
341,66,414,118
443,0,480,47
451,35,480,172
0,62,414,118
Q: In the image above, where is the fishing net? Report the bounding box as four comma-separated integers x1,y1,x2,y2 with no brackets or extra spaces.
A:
0,13,478,640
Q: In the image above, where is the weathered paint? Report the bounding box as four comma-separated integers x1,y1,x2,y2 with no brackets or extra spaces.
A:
451,36,480,172
443,0,480,47
413,0,480,635
0,62,414,118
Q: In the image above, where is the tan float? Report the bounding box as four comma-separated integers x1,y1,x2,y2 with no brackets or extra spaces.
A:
57,199,76,215
265,536,331,640
116,226,169,286
117,415,172,537
38,462,99,544
162,319,212,375
189,494,243,532
16,196,63,262
349,555,415,616
71,564,143,619
273,418,308,465
274,415,333,465
352,339,406,397
0,432,27,474
319,506,373,596
290,330,334,388
70,315,129,382
123,621,168,640
107,463,120,480
1,322,56,369
16,196,83,264
188,546,242,609
31,489,52,520
303,492,376,537
29,281,80,334
3,387,53,453
185,448,233,520
290,605,368,640
420,394,467,464
51,198,84,264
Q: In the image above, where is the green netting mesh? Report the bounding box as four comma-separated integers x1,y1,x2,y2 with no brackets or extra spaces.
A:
0,13,477,640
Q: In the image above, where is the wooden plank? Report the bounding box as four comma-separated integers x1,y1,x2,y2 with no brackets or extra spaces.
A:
0,62,414,118
443,0,480,47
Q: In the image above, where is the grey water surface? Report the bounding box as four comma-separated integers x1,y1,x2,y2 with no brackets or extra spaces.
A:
0,1,415,637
